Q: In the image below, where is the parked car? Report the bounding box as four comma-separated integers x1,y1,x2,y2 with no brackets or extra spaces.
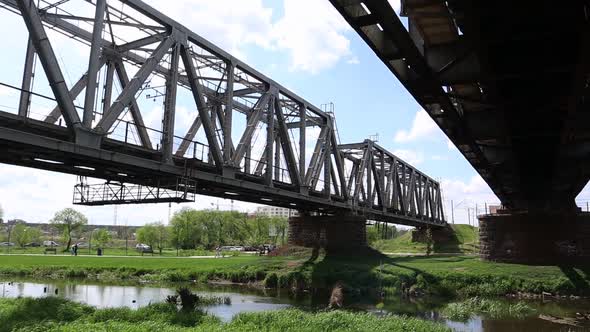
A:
135,243,150,249
43,240,60,247
0,242,15,246
24,242,41,247
135,243,153,253
75,242,89,248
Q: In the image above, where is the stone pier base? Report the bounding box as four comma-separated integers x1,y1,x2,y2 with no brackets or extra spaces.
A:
479,212,590,264
288,214,367,252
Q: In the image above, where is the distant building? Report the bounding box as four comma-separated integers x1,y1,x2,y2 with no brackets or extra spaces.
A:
255,206,298,218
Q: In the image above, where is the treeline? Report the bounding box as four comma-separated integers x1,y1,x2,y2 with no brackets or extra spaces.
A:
137,208,288,252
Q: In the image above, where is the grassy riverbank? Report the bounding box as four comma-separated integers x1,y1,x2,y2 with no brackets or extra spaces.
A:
0,297,449,332
373,224,479,254
0,252,588,297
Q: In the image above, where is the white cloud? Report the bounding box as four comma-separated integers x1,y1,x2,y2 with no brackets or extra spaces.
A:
144,0,273,60
346,56,360,65
271,0,351,73
0,85,16,97
393,149,423,165
439,175,500,225
394,109,438,143
143,0,352,74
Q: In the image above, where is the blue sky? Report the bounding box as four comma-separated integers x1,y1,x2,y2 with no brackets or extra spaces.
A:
1,0,563,226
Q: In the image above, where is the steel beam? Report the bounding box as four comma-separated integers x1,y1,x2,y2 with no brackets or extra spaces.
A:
224,63,234,163
17,36,35,117
274,97,301,187
113,60,152,149
232,92,271,166
44,58,106,124
96,36,174,133
102,61,115,115
181,44,224,169
82,0,106,128
161,43,180,163
175,115,202,157
16,0,81,130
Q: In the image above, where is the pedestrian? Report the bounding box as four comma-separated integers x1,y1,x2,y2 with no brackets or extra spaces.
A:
73,244,78,256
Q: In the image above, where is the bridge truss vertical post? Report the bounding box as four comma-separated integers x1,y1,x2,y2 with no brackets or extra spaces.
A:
82,0,106,128
101,61,115,116
265,92,276,186
299,103,306,186
18,36,35,118
161,42,180,164
224,62,234,164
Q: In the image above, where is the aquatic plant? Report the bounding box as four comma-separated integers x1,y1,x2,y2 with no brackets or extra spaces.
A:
442,297,535,321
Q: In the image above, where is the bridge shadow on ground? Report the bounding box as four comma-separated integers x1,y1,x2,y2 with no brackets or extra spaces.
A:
290,246,590,304
558,266,590,291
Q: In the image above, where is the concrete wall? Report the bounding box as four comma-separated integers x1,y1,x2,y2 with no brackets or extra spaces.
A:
479,212,590,264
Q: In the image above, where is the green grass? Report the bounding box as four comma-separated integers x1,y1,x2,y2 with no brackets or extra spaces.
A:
373,225,479,254
0,251,588,297
0,297,449,332
0,255,286,283
442,297,536,321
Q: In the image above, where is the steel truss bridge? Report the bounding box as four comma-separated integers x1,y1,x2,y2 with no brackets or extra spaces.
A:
331,0,590,212
0,0,444,227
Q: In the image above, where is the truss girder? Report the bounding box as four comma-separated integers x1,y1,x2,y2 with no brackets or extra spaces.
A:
339,140,445,224
0,0,445,227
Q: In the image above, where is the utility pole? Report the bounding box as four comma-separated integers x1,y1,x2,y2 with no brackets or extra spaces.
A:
125,219,128,256
451,200,454,224
467,208,471,226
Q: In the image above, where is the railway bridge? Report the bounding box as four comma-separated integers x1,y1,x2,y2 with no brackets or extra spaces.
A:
0,0,445,251
331,0,590,262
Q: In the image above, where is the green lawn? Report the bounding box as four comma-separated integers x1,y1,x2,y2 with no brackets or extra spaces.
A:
373,224,480,254
0,252,588,297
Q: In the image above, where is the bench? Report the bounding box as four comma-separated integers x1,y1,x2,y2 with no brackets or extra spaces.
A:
44,248,57,255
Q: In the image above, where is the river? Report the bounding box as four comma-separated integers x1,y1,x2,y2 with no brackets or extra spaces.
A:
0,279,588,331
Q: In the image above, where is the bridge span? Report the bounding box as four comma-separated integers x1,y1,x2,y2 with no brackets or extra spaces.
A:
330,0,590,262
0,0,445,236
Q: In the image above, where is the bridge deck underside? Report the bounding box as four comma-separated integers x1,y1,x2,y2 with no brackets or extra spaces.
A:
331,0,590,211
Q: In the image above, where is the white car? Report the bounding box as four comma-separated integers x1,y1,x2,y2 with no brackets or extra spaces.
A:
0,242,15,246
43,241,60,247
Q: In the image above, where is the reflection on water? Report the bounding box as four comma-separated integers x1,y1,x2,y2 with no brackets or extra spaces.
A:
1,279,589,331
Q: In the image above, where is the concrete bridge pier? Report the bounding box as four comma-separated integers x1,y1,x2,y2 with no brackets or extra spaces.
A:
478,211,590,264
288,214,367,252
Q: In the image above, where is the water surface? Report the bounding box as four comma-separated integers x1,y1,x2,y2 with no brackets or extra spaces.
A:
1,279,588,331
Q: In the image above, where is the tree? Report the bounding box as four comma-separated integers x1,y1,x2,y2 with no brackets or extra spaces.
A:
12,223,29,248
137,222,168,254
92,228,111,249
50,208,88,251
0,203,4,223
